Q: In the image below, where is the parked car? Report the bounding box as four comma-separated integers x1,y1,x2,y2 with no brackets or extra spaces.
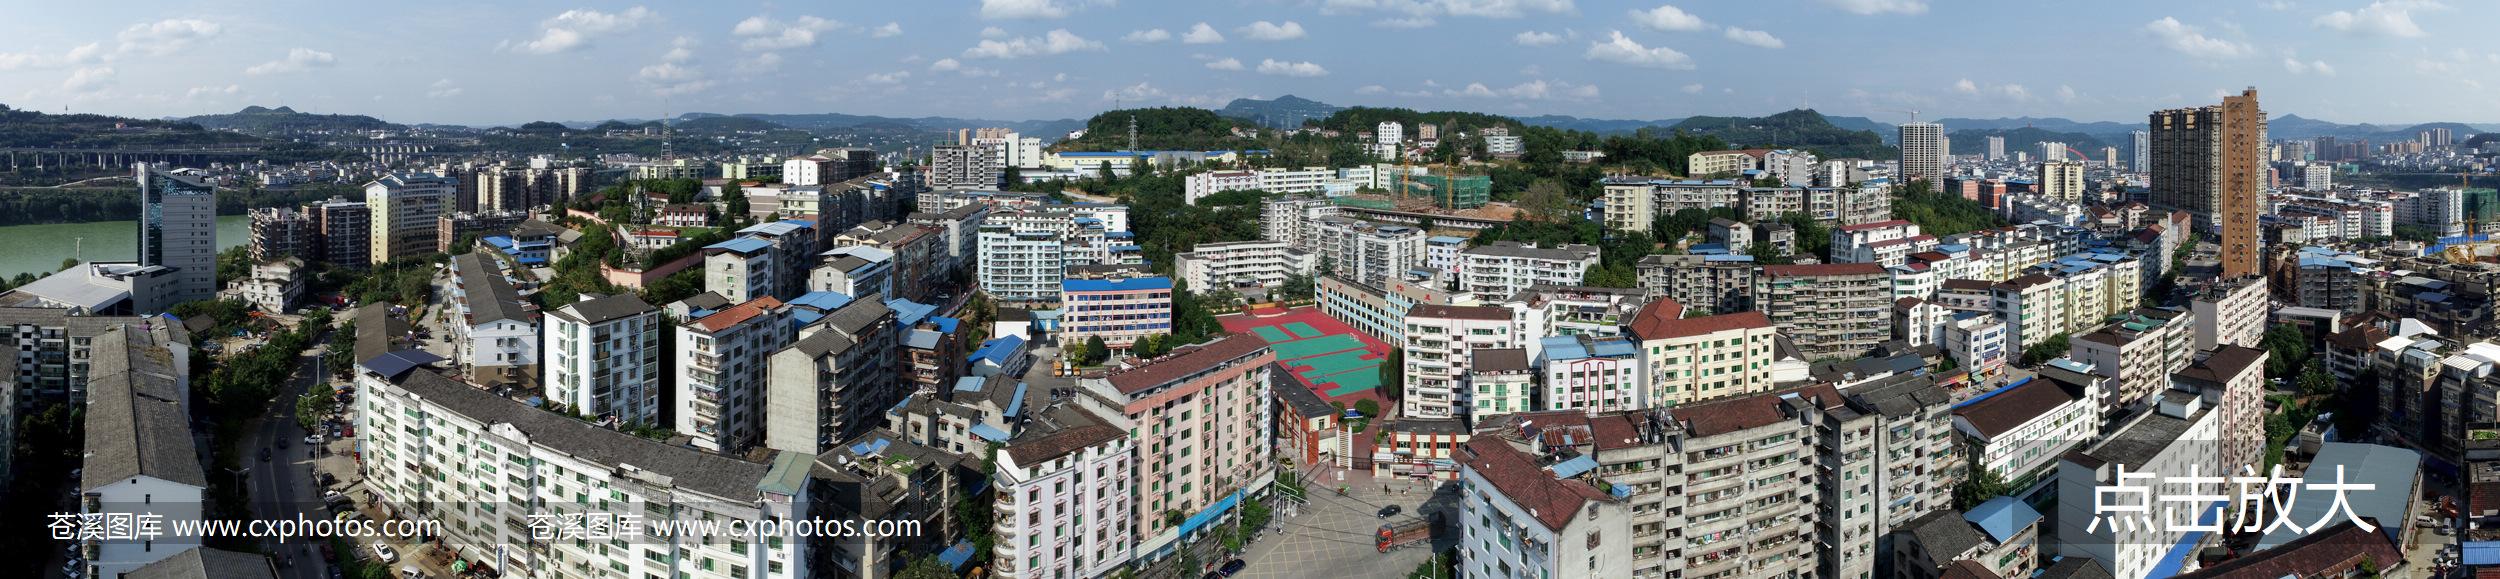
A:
1219,559,1247,576
1377,505,1401,518
277,438,289,449
370,542,397,563
304,435,322,445
320,544,336,562
261,448,272,462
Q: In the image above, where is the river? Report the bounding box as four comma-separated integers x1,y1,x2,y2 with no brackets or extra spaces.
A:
0,215,249,281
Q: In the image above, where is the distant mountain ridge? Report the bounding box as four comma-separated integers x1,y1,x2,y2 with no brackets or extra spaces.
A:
181,105,405,135
1218,95,1345,129
558,113,1085,143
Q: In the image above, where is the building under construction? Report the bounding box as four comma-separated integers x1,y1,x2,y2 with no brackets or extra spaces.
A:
1391,173,1490,209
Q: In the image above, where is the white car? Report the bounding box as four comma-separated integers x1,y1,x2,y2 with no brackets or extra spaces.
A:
304,435,322,445
370,542,398,563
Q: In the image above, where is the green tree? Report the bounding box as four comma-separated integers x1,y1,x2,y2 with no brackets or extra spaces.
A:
1084,335,1110,366
1952,452,2012,510
1518,179,1574,223
1891,178,2009,236
893,553,955,579
60,257,80,272
1314,256,1338,277
2020,333,2071,367
1354,399,1381,418
2298,362,2337,397
1377,347,1404,401
2261,325,2311,379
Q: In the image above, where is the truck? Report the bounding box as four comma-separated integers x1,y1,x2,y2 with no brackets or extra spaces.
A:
1377,515,1434,552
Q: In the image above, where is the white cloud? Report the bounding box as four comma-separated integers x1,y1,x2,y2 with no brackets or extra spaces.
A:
864,71,911,84
963,29,1104,59
0,42,104,71
1206,58,1244,70
1583,30,1693,69
1723,27,1783,48
1239,21,1308,41
2409,47,2500,76
2001,84,2030,100
925,58,995,77
981,0,1070,19
1374,18,1436,28
1055,73,1068,81
1681,83,1704,93
116,19,221,56
929,58,963,71
184,84,238,99
1394,89,1435,98
872,23,904,38
663,46,694,63
2259,0,2295,8
1124,29,1172,42
1356,85,1388,94
1256,59,1330,76
2056,85,2079,103
244,48,336,75
2313,1,2439,37
1514,31,1561,46
1953,78,1978,93
1318,0,1573,18
733,15,853,51
1443,79,1598,100
2141,17,2254,58
510,7,655,54
1817,0,1927,15
1181,23,1226,43
428,86,463,98
634,62,713,96
62,67,114,92
1628,5,1707,32
1103,81,1164,102
981,27,1011,38
2283,58,2337,75
736,52,783,73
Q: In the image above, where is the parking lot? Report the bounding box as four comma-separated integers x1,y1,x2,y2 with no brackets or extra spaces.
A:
1231,468,1456,579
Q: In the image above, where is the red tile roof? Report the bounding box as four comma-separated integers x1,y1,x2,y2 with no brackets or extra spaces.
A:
1837,219,1913,232
1629,311,1771,342
1996,274,2057,290
2166,520,2399,579
692,296,785,332
1761,262,1887,277
2472,481,2500,517
1940,560,2001,579
1674,383,1838,437
1952,379,2080,438
1100,333,1274,395
1623,298,1687,338
1907,251,1952,263
1459,438,1614,531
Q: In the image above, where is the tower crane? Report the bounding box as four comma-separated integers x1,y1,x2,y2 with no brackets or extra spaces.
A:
1876,109,1923,123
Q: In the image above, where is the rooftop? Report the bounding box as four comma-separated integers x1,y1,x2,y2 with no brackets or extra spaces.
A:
1098,333,1271,395
385,368,771,498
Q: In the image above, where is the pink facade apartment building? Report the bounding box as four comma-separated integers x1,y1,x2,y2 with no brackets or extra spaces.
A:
1058,277,1173,353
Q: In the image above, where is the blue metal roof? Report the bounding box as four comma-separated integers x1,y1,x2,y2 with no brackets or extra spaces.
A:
2462,541,2500,566
886,298,937,326
1964,496,2043,543
1174,490,1244,539
787,291,854,311
1548,455,1600,479
1591,339,1638,357
1063,277,1172,292
1539,336,1589,360
938,540,976,571
1703,254,1756,262
483,236,517,249
360,349,447,377
2256,443,2421,549
930,316,961,333
1007,382,1028,418
954,377,987,392
707,236,774,253
972,335,1026,364
1428,236,1469,244
969,424,1011,443
848,437,891,456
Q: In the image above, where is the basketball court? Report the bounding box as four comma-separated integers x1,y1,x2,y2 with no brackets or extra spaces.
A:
1221,306,1396,405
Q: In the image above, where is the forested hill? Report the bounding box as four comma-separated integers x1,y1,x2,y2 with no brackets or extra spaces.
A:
181,106,403,135
0,103,265,148
1053,107,1265,152
1309,106,1521,135
1663,109,1896,160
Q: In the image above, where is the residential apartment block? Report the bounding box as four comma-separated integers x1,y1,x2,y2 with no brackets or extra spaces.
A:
675,294,793,453
1070,334,1276,560
1402,304,1518,419
1756,263,1894,360
1456,241,1600,297
366,172,454,265
544,293,665,426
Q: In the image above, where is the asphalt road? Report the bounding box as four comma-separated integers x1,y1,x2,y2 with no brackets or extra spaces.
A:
239,325,337,579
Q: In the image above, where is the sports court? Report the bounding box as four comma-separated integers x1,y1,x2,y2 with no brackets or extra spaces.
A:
1220,306,1396,406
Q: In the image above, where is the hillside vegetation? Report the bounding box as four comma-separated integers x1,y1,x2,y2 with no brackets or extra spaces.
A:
1663,109,1896,160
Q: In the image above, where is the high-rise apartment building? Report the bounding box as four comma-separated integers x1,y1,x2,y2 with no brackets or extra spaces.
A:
247,206,311,262
314,197,371,268
1899,122,1943,183
2131,130,2151,172
930,144,999,190
1311,216,1426,288
2219,89,2265,278
2037,141,2069,162
675,295,793,453
2148,90,2267,244
1756,263,1894,360
1402,304,1518,419
136,165,218,304
1986,136,2005,161
2039,161,2086,204
544,293,666,426
1070,334,1275,558
366,172,455,265
763,294,900,454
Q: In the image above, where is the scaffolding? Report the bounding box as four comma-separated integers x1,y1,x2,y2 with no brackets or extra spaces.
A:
1393,173,1490,209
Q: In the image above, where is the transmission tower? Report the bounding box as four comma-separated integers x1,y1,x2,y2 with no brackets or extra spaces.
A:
1128,114,1139,152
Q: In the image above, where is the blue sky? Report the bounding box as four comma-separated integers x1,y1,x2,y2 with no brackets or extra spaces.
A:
3,0,2494,126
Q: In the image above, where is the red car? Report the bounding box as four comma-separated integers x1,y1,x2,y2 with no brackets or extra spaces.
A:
319,544,335,562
